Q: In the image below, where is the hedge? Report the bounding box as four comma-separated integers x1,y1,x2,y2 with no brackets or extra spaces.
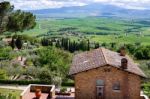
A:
0,80,74,86
0,80,49,85
61,82,74,87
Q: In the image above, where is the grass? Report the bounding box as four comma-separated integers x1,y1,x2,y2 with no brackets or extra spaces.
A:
26,18,150,44
88,35,150,45
1,17,150,45
0,88,22,99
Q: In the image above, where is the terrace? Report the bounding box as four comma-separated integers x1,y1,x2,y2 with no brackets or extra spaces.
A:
20,84,74,99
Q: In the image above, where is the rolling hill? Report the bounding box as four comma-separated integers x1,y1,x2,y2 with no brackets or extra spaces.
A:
28,3,150,19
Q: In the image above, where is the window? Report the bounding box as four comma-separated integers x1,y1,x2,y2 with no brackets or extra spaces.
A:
113,81,120,91
96,80,104,86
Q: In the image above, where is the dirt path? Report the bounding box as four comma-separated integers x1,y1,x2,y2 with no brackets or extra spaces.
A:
0,85,27,90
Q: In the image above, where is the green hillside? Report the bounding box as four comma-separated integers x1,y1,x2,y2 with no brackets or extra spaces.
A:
4,17,148,45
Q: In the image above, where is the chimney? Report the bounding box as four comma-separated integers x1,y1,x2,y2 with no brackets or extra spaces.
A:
120,46,126,56
121,58,128,69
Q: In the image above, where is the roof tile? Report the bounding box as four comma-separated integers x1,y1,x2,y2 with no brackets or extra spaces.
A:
69,48,146,78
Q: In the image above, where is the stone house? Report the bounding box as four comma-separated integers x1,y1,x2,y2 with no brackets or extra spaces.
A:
69,48,146,99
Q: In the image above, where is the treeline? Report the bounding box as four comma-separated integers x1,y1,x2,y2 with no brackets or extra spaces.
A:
41,38,90,52
41,37,150,60
8,35,150,60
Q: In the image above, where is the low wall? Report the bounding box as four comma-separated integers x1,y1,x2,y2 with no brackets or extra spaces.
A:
20,85,31,99
20,84,55,99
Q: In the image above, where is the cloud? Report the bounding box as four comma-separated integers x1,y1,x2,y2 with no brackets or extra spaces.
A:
93,0,150,10
0,0,150,10
0,0,86,10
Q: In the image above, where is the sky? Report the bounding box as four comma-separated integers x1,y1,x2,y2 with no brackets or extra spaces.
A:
0,0,150,10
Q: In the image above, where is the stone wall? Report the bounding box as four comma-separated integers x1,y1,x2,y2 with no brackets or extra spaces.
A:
75,65,141,99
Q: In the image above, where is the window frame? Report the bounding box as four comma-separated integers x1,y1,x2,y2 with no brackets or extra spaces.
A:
112,81,121,92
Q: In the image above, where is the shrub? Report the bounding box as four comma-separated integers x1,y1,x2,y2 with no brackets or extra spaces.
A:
60,87,67,93
142,83,150,97
0,80,49,85
0,69,7,79
0,79,75,86
61,82,74,87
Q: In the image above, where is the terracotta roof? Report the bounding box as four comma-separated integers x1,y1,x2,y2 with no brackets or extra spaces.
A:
69,48,146,78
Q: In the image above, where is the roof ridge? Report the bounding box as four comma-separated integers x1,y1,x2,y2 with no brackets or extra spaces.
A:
100,47,108,65
69,47,146,77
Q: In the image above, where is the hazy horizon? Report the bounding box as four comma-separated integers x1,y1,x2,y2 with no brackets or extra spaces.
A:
1,0,150,10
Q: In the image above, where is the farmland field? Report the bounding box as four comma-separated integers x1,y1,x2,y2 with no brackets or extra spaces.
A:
2,17,150,45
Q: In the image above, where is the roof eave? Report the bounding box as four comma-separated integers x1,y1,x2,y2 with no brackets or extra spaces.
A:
69,64,147,78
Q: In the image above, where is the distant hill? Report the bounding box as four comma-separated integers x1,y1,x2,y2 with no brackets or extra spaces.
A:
27,3,150,19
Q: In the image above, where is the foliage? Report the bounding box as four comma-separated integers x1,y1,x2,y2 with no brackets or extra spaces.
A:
41,38,49,46
0,80,48,85
94,42,100,49
5,64,24,77
33,46,72,83
134,46,150,60
142,82,150,97
41,38,90,52
0,47,12,60
0,1,14,33
0,69,7,79
40,37,150,60
62,81,75,87
0,2,14,16
7,10,36,33
13,34,39,44
0,41,72,82
60,87,67,93
0,1,36,34
37,67,52,83
36,47,71,70
0,79,74,86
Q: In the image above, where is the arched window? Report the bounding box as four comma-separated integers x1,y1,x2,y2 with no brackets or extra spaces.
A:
113,81,120,91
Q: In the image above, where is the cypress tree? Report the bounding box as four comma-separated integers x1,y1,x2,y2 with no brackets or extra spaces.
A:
94,42,99,49
41,38,49,46
56,40,61,48
49,40,53,46
15,37,22,49
87,39,90,51
73,41,76,52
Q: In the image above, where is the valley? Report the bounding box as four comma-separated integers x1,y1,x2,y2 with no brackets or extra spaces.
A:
3,17,150,45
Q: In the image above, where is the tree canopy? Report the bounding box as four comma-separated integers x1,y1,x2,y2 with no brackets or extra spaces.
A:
0,1,14,33
0,1,36,34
